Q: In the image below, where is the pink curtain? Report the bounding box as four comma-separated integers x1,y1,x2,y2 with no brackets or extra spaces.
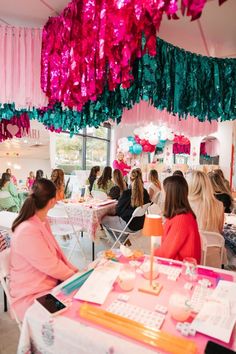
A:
0,26,47,109
121,101,218,137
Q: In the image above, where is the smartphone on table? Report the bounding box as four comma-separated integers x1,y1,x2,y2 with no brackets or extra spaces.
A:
35,293,68,316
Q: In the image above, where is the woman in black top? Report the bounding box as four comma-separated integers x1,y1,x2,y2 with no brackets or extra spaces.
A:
108,169,127,200
87,166,100,192
102,168,150,238
208,171,233,213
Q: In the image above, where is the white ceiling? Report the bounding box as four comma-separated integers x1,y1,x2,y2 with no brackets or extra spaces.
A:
0,0,235,57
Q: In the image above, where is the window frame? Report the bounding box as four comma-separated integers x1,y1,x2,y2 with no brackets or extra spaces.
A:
55,126,111,173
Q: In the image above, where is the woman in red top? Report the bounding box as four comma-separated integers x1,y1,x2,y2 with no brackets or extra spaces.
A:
154,175,201,264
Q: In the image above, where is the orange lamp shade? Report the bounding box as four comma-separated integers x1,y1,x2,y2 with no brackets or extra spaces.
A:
142,214,164,237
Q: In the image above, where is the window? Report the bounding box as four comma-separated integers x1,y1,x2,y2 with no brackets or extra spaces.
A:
55,127,111,174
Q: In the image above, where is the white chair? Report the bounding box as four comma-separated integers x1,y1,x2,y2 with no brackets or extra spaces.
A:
200,231,225,268
0,211,18,230
104,203,151,249
0,248,22,330
91,190,107,201
48,203,86,261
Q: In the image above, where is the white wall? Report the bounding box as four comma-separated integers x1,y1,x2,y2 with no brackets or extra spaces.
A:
0,157,51,182
214,121,233,180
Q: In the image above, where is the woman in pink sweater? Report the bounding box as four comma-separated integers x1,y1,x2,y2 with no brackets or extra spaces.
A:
9,179,78,321
154,175,201,264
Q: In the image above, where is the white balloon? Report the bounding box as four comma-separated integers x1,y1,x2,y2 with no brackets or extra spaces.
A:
149,138,159,145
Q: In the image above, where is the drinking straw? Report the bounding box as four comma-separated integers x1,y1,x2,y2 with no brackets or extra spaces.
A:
79,304,197,354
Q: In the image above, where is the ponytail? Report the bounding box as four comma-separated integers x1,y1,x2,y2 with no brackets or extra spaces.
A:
12,178,56,232
130,168,144,207
12,197,36,232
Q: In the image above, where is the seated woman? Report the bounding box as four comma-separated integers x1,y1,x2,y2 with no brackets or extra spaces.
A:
6,168,17,186
188,170,225,268
154,175,201,263
35,169,44,182
102,168,150,239
148,169,161,203
208,171,233,213
86,166,100,193
108,169,127,200
0,173,20,212
188,171,224,233
9,179,78,321
214,169,231,195
92,166,114,195
51,168,65,201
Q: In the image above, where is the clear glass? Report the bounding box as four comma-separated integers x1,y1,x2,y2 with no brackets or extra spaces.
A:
86,126,108,139
182,257,198,282
55,133,83,174
117,265,136,291
86,138,108,170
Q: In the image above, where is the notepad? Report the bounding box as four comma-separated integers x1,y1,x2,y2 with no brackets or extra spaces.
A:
192,280,236,343
74,261,121,304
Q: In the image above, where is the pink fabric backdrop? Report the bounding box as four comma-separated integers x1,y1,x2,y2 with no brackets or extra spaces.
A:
0,26,47,109
121,101,218,137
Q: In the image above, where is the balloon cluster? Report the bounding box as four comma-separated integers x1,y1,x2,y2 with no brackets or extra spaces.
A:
118,124,175,155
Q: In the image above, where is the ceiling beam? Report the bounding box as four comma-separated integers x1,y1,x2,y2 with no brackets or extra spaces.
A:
39,0,60,16
0,17,11,25
197,19,210,56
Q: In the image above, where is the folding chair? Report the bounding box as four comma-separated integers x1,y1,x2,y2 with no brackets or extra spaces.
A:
200,231,225,268
48,203,86,261
0,248,22,330
105,203,151,249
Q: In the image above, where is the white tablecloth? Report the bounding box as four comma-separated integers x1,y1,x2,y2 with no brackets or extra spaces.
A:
17,305,156,354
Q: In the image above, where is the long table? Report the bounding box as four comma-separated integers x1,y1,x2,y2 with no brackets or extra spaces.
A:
17,257,236,354
48,199,117,260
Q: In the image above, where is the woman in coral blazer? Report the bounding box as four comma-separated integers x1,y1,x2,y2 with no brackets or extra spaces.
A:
9,179,78,321
154,175,201,264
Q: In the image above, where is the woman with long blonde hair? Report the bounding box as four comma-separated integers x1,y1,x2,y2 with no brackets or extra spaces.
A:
102,168,150,241
148,169,161,203
188,170,224,233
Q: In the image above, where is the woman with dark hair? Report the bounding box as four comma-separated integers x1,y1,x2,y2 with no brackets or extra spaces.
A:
35,169,44,181
102,169,150,238
108,169,127,200
10,179,77,321
214,169,231,194
6,168,17,185
173,170,184,177
0,172,20,211
51,168,65,201
86,166,100,192
92,166,114,195
208,171,233,213
154,175,201,263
